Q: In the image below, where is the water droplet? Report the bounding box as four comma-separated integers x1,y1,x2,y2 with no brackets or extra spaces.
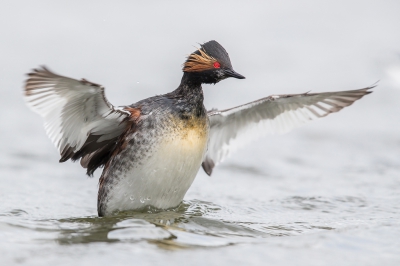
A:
173,189,177,193
147,196,151,201
129,196,135,201
140,198,145,203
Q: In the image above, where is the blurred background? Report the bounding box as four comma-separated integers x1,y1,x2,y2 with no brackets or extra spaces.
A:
1,1,399,265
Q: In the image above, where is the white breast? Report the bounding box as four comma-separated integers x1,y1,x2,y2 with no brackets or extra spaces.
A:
104,124,208,215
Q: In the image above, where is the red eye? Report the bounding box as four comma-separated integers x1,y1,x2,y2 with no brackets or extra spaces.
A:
213,62,221,69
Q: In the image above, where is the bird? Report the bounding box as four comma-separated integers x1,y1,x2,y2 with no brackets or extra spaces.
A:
24,40,373,216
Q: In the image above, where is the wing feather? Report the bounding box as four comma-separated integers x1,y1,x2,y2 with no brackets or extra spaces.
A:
24,66,131,175
202,87,374,175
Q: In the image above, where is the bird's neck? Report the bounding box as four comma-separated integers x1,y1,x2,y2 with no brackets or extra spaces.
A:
169,72,206,118
172,72,204,102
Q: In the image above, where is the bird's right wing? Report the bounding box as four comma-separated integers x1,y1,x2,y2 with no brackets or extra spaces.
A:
24,66,134,175
202,87,374,175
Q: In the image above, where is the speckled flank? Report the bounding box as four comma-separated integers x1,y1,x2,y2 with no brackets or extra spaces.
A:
98,106,209,216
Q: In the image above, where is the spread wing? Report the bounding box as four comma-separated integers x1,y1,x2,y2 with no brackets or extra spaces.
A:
202,87,374,175
24,66,131,175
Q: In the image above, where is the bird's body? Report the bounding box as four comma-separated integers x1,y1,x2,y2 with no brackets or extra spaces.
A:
98,83,209,216
24,40,373,216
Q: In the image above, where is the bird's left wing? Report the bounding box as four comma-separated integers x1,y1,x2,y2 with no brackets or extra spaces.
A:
202,87,373,175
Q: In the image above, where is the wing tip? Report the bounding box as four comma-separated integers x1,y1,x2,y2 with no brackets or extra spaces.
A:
26,65,52,77
360,81,378,94
24,65,56,96
202,159,215,176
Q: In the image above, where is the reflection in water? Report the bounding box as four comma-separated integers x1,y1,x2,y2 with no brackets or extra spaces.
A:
1,195,373,249
51,197,347,247
54,200,263,247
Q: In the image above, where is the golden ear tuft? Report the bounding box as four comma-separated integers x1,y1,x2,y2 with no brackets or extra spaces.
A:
183,49,218,72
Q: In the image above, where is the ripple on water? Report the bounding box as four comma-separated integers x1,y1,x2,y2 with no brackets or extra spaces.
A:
0,200,270,247
0,193,397,250
0,209,29,217
108,219,173,241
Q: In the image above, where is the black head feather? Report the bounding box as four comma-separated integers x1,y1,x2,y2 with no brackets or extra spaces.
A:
199,40,233,69
182,40,245,84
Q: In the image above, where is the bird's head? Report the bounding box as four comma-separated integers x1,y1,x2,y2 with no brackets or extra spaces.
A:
182,40,245,84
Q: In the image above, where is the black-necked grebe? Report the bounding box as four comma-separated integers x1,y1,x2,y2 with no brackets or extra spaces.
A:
24,40,373,216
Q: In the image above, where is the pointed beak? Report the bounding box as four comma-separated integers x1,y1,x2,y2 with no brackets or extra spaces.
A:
224,69,246,79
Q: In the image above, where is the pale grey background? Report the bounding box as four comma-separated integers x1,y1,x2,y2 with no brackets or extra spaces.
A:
1,1,400,265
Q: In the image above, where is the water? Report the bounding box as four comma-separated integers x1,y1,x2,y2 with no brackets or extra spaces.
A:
1,1,400,265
